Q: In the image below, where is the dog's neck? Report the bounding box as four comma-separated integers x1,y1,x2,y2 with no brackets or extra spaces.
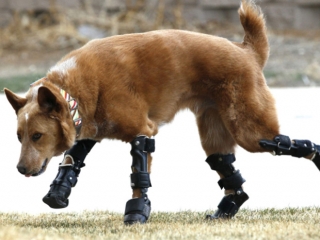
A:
30,78,82,138
59,88,82,137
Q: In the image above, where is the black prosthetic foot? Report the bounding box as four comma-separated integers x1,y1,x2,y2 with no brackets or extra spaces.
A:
124,136,154,225
206,190,249,220
42,188,69,209
124,196,151,225
43,139,96,209
43,166,77,209
205,153,249,220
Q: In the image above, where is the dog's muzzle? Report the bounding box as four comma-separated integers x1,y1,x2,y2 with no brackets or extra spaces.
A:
31,158,48,177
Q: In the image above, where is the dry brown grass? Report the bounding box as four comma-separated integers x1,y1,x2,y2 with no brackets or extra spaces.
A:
0,0,238,53
0,208,320,240
0,0,179,52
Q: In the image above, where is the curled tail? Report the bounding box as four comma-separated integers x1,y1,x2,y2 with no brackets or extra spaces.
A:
239,0,269,68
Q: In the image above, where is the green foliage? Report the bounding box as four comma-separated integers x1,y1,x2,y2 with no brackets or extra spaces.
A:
0,73,45,93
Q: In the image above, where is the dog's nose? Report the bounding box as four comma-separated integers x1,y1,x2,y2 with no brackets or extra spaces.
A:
17,166,27,175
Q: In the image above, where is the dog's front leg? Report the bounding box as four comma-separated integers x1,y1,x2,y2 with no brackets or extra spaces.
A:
124,136,154,225
43,139,96,208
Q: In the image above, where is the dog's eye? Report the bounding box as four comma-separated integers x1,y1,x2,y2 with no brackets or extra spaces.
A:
17,134,21,142
32,133,42,141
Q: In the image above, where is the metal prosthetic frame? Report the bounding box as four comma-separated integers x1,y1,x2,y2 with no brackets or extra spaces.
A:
43,139,96,208
124,136,155,225
206,153,249,219
260,134,320,170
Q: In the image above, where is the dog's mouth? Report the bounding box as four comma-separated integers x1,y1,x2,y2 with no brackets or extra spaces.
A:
26,158,48,177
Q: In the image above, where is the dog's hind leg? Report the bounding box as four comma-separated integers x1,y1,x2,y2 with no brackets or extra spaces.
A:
259,135,320,170
216,85,320,171
42,139,96,208
206,153,249,219
195,109,249,219
124,135,155,225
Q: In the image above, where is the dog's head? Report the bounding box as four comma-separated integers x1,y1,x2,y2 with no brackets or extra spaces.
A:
4,82,76,177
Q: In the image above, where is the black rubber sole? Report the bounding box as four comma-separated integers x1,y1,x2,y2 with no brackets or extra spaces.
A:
42,194,69,209
205,212,232,220
124,213,148,225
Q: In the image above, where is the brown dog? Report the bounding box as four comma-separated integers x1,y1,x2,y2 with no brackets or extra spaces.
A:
4,0,320,223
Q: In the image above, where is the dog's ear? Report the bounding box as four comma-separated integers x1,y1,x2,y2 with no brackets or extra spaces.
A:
38,86,62,113
4,88,28,114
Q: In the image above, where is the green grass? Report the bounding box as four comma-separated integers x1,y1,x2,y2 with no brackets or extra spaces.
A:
0,208,320,239
0,73,45,93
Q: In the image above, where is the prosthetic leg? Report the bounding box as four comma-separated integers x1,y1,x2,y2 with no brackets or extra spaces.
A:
260,134,320,170
205,153,249,219
43,139,96,208
124,136,155,225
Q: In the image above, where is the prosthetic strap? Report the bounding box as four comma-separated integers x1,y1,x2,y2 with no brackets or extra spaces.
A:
129,136,154,189
260,134,320,171
124,136,154,225
206,153,246,191
43,139,96,209
206,153,249,219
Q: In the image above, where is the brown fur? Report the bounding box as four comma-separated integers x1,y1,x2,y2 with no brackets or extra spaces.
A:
4,0,279,183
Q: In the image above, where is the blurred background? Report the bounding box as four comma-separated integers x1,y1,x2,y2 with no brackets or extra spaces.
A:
0,0,320,91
